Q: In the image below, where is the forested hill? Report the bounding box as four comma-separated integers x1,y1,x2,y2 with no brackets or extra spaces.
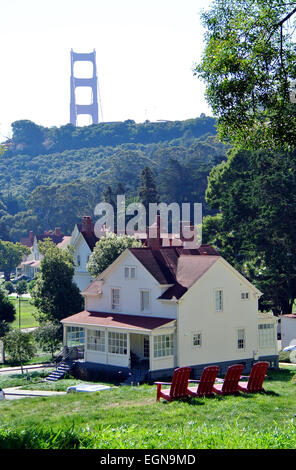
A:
3,115,217,157
0,116,228,242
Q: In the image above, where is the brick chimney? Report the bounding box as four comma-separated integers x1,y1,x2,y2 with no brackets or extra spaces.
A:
55,227,61,237
29,231,34,243
81,216,93,236
147,214,161,250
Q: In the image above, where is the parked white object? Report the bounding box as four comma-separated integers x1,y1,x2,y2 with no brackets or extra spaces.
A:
67,384,111,393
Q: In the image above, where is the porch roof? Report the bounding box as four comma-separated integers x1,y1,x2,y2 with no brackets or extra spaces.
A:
61,310,176,332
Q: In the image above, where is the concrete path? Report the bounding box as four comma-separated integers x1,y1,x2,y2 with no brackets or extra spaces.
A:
3,386,66,398
0,363,55,375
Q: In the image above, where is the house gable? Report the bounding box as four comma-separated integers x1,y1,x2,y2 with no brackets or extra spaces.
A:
86,249,178,319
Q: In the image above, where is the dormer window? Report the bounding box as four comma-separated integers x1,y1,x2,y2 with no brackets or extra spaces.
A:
77,255,81,267
241,292,249,300
124,266,136,279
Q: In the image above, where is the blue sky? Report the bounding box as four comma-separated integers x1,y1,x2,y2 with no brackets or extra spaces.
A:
0,0,212,139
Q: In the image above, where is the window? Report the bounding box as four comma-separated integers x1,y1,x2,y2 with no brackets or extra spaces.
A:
215,289,223,312
77,255,81,267
143,337,150,358
258,324,275,348
108,332,127,355
154,334,174,358
140,290,150,312
237,328,245,349
124,266,136,279
192,332,202,348
87,330,105,352
241,292,249,300
66,326,84,347
111,288,120,310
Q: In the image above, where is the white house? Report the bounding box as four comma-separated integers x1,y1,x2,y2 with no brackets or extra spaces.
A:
69,216,100,292
61,226,278,382
18,228,70,280
280,314,296,350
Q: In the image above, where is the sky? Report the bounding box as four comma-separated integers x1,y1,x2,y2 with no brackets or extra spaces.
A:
0,0,213,140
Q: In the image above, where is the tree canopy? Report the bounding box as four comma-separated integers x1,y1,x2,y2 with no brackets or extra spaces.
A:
87,232,142,278
196,0,296,150
204,147,296,314
30,239,84,323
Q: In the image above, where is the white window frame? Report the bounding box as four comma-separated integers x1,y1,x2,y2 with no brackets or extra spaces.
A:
108,332,127,355
111,287,121,311
124,266,136,279
192,332,202,348
237,328,245,350
153,334,174,358
215,288,223,312
77,254,81,267
140,289,150,313
87,329,105,352
258,323,275,348
66,326,85,347
241,292,249,300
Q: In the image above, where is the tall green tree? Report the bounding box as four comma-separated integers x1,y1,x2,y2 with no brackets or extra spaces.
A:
4,329,36,373
87,232,142,277
138,167,159,224
196,0,296,151
30,239,84,324
0,285,16,338
0,240,30,280
204,147,296,314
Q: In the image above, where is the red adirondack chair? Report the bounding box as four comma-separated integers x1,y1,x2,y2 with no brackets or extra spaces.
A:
212,364,244,395
155,367,191,402
237,361,269,393
187,365,219,397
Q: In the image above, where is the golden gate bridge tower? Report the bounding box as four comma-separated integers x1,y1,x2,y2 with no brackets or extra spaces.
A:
70,49,101,126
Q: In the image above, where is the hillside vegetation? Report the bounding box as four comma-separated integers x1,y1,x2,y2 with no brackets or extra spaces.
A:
0,116,227,240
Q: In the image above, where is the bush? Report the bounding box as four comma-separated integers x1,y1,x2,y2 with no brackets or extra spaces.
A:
4,281,14,294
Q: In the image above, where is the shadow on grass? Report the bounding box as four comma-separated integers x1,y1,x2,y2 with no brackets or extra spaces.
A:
268,369,295,382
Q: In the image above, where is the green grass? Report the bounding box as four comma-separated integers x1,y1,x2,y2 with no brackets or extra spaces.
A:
9,297,39,329
1,366,296,449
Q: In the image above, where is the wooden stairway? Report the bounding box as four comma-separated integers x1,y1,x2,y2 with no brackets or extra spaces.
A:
44,360,74,382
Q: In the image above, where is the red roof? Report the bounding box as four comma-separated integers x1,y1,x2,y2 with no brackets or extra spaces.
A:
129,246,220,300
61,310,175,331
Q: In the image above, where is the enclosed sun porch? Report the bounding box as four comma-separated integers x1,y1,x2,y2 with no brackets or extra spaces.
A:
61,311,176,378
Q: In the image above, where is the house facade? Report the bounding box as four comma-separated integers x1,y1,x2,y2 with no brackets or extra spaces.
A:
61,230,278,381
280,314,296,350
18,228,70,280
69,216,100,292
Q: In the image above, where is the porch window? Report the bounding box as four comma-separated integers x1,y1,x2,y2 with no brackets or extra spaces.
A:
143,337,150,358
87,329,105,352
154,334,174,358
108,332,127,355
111,287,120,311
258,324,275,348
237,328,245,350
66,326,84,347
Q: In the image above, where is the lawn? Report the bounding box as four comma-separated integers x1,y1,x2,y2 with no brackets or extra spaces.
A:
9,297,39,329
0,366,296,449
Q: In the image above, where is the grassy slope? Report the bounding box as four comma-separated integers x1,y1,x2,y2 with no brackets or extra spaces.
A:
0,367,296,448
9,298,39,329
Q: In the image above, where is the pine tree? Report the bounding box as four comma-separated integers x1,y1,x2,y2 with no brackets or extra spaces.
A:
138,167,159,223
